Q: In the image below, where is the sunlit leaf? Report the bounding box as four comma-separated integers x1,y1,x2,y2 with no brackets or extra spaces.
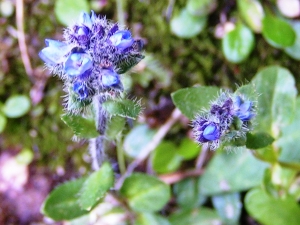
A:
212,192,242,224
198,148,268,195
177,138,200,160
222,23,255,63
54,0,90,26
237,0,264,33
3,95,30,118
124,124,156,158
252,66,297,135
284,21,300,60
120,173,171,212
169,208,221,225
151,141,182,174
186,0,217,16
245,188,300,225
262,15,296,48
171,86,220,119
135,212,171,225
170,8,207,39
41,177,88,221
79,162,114,210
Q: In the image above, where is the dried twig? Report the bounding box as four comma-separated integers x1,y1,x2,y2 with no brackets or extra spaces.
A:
115,108,182,189
16,0,33,77
159,168,204,184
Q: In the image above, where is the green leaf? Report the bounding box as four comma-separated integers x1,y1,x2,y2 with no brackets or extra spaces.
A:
120,173,171,212
41,177,88,221
105,116,126,140
252,66,297,135
177,138,200,160
285,21,300,60
212,192,242,225
246,132,275,149
0,114,7,133
3,95,30,118
262,15,296,48
198,148,268,195
135,212,171,225
245,188,300,225
169,208,221,225
102,99,141,120
15,148,34,165
222,23,255,63
54,0,90,26
79,162,114,210
277,97,300,164
237,0,264,33
186,0,217,16
124,124,156,158
170,8,207,39
152,141,182,174
61,114,99,138
173,178,206,209
171,86,220,119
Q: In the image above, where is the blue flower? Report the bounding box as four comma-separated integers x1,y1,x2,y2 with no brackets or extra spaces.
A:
109,30,134,51
73,81,89,100
39,39,73,65
79,12,93,30
233,96,255,121
64,49,93,78
101,69,121,87
193,117,221,143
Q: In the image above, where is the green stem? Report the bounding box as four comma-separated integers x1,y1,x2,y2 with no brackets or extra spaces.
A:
116,0,126,26
116,134,126,174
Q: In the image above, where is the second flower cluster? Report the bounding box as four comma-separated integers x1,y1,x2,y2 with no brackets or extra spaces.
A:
192,91,256,150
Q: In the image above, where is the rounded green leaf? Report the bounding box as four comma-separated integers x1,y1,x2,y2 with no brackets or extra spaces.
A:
177,138,200,160
41,177,88,221
245,188,300,225
262,15,296,48
284,21,300,60
105,116,126,140
212,192,242,225
198,148,268,195
171,86,220,119
135,212,171,225
55,0,90,26
169,208,221,225
152,141,182,174
79,162,114,210
0,114,7,133
222,23,255,63
120,173,171,212
252,66,297,135
237,0,264,33
173,178,206,209
170,8,207,39
3,95,30,118
186,0,217,16
124,124,156,158
277,97,300,164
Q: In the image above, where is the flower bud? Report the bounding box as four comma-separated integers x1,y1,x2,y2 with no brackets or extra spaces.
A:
233,96,255,121
101,69,120,87
73,81,89,100
109,30,134,51
64,50,93,78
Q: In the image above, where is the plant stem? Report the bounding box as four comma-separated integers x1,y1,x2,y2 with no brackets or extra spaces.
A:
116,0,126,27
89,95,108,170
116,134,126,174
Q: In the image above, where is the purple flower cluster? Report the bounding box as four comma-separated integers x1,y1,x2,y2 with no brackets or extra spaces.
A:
39,11,144,110
192,92,255,149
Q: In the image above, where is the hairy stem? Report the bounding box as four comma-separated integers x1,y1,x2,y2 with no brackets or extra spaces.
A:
89,95,108,170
